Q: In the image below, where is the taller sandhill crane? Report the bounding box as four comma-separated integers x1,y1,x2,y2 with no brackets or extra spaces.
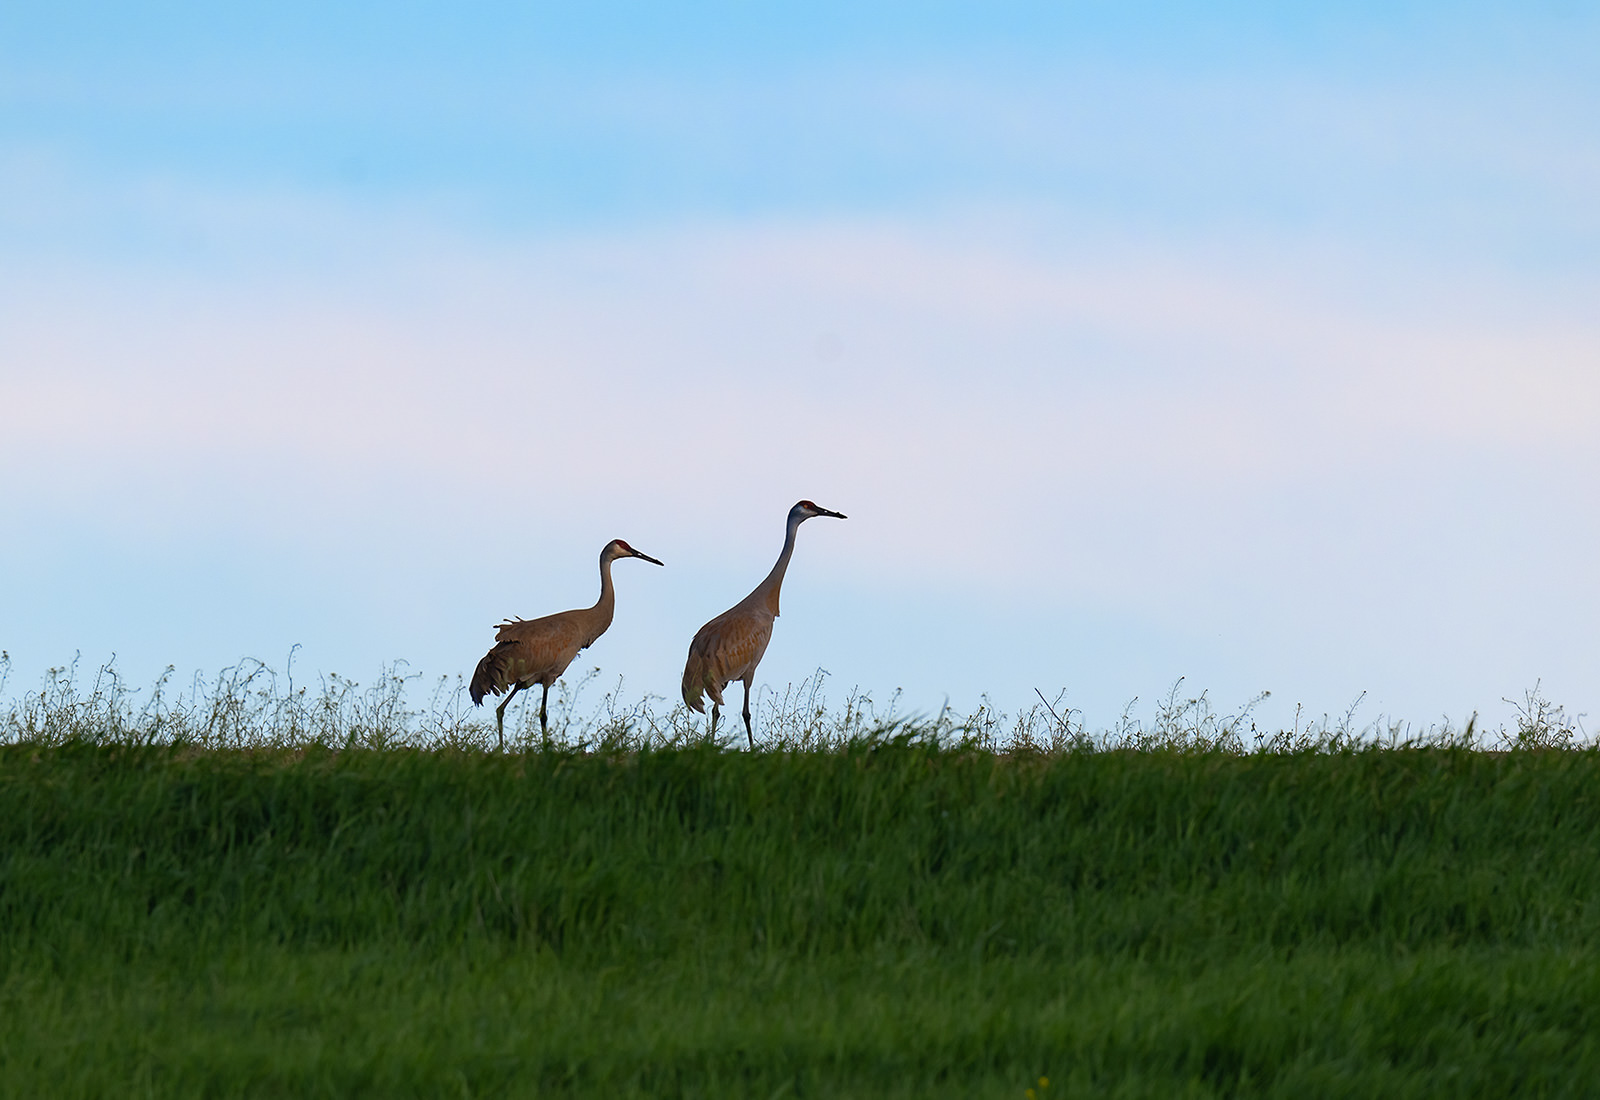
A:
681,500,846,747
470,539,663,750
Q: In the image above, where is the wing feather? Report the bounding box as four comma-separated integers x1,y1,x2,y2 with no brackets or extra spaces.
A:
472,609,594,706
681,606,775,710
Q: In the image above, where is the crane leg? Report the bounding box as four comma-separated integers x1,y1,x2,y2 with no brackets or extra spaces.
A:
742,680,754,749
495,682,524,753
539,682,551,742
710,703,720,736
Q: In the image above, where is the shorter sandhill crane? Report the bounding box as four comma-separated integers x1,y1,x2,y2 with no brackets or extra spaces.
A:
681,500,846,747
470,539,663,750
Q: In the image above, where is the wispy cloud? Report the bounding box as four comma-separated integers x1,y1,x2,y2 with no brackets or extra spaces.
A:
7,204,1596,584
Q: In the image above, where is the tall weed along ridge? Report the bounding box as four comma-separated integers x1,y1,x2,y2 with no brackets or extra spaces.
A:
0,650,1587,752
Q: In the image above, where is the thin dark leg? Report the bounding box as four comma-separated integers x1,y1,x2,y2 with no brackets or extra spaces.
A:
539,682,550,740
495,682,524,752
710,702,720,736
742,679,753,748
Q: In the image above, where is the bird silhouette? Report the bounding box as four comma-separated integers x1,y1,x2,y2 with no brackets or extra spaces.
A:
682,500,846,746
470,539,663,749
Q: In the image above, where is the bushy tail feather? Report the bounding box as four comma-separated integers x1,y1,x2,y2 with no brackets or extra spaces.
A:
681,651,708,713
469,644,511,706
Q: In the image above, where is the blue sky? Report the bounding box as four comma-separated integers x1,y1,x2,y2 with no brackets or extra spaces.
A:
3,2,1597,734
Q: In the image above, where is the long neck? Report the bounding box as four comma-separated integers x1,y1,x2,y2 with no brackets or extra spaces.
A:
590,553,618,632
750,513,802,617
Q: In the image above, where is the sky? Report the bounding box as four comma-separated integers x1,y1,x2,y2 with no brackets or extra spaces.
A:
3,2,1598,735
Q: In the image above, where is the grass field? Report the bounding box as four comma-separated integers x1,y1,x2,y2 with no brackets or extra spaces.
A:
2,658,1597,1096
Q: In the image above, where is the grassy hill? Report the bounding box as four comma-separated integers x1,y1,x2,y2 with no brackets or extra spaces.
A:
3,731,1598,1097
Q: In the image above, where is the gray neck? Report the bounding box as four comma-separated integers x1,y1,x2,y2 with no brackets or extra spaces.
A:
592,551,618,629
752,511,803,616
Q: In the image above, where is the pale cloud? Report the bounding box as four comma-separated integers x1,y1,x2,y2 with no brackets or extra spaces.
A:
3,202,1597,729
7,208,1597,592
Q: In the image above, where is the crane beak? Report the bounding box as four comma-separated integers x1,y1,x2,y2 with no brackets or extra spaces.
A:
632,550,665,566
817,507,847,520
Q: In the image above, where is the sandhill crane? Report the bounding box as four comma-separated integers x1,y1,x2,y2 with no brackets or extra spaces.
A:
681,500,846,747
470,539,663,750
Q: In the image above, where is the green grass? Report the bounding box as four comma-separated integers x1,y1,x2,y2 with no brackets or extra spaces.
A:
4,736,1600,1097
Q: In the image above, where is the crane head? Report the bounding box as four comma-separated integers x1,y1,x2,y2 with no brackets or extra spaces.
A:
605,539,665,566
793,500,847,522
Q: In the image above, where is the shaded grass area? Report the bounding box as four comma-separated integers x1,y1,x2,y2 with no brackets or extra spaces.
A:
4,740,1600,1096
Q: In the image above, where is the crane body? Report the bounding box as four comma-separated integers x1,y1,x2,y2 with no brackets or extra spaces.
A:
471,539,662,749
682,500,845,746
